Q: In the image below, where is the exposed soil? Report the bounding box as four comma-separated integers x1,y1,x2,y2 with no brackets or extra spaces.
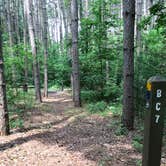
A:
0,91,165,166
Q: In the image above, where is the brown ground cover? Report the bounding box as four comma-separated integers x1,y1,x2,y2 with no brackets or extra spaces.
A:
0,91,165,166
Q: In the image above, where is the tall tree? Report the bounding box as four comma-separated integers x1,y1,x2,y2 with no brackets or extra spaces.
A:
7,0,16,82
14,0,21,44
71,0,81,107
25,0,42,102
122,0,135,130
41,0,48,97
136,0,143,56
85,0,89,17
57,0,63,50
33,0,42,42
79,0,83,19
0,16,10,136
23,0,28,92
58,0,68,39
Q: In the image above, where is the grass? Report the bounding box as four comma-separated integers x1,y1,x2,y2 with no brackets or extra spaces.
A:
108,103,122,117
85,102,122,118
48,84,60,91
136,159,142,166
48,84,71,91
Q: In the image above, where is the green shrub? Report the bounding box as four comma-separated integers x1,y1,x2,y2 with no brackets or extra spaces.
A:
132,134,143,153
133,134,143,143
10,118,24,129
81,90,102,103
103,83,122,102
109,104,122,117
132,140,143,153
114,124,128,136
7,88,35,129
136,159,142,166
87,101,108,113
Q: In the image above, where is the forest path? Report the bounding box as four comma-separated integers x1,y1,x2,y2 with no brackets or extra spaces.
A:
0,91,142,166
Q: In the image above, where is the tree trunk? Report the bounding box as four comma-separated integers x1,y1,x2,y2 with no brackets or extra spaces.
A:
58,5,63,51
85,0,89,17
0,17,10,136
71,0,81,107
25,0,42,103
23,0,28,92
79,0,83,19
58,0,68,39
106,61,110,84
7,0,16,83
66,0,74,101
15,0,21,44
146,0,153,15
120,0,123,19
122,0,135,130
33,0,41,41
136,0,143,56
41,0,48,97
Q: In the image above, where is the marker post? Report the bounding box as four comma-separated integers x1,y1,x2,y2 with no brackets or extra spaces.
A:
142,76,166,166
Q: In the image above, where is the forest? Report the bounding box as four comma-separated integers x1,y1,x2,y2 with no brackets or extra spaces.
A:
0,0,166,165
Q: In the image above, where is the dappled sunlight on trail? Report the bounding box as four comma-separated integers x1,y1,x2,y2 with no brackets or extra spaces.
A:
0,91,144,166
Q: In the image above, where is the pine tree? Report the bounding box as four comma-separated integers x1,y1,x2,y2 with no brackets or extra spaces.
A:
0,16,10,136
122,0,135,130
71,0,81,107
25,0,42,103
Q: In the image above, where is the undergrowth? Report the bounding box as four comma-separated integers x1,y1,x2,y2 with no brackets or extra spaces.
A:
7,88,36,129
86,101,122,117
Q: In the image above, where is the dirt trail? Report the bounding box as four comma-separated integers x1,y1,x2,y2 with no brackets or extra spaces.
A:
0,91,145,166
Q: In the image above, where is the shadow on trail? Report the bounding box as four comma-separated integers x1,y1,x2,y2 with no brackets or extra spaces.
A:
22,90,74,129
0,118,139,165
0,91,140,166
11,115,71,134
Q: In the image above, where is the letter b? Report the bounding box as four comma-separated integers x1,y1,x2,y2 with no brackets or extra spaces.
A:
157,89,162,98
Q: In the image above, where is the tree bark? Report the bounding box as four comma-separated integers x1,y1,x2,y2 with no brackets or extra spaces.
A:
79,0,83,19
33,0,42,42
41,0,48,97
71,0,81,107
85,0,89,18
106,61,110,84
122,0,135,130
145,0,153,15
23,0,28,92
15,0,21,44
0,17,10,136
58,0,68,39
136,0,143,56
7,0,16,83
66,0,74,101
25,0,42,103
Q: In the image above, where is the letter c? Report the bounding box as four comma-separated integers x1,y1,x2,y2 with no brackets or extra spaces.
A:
156,103,161,111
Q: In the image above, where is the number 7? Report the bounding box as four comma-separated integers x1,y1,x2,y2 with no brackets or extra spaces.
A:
155,115,160,123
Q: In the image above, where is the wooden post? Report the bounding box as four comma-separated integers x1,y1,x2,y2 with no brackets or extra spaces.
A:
142,76,166,166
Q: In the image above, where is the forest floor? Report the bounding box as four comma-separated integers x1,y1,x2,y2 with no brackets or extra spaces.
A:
0,91,165,166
